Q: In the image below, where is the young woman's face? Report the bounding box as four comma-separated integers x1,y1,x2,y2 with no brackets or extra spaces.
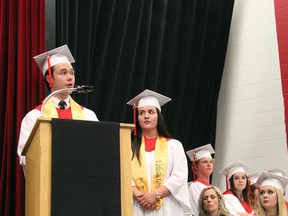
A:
138,106,158,132
202,188,219,215
197,157,214,177
259,186,278,210
233,172,247,192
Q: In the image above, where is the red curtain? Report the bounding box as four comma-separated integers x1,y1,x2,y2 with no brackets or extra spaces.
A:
0,0,46,215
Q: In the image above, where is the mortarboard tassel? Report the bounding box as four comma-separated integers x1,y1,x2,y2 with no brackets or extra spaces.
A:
47,54,53,89
133,103,137,136
193,151,196,180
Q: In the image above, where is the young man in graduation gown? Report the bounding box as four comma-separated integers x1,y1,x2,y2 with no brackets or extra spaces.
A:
17,45,99,169
186,144,215,216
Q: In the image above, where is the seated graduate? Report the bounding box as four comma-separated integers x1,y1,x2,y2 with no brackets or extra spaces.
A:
219,161,254,216
186,144,215,216
267,166,288,212
249,170,262,215
198,185,231,216
257,171,288,216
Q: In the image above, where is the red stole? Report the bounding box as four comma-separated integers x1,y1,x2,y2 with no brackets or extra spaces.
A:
193,179,211,186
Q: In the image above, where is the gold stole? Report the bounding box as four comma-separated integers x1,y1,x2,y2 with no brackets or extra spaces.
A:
132,136,168,209
43,96,85,120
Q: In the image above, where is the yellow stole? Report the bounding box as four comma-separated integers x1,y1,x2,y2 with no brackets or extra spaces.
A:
132,136,168,209
43,96,85,120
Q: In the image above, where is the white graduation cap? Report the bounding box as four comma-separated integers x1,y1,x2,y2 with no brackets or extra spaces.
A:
257,172,288,194
33,44,75,75
186,144,215,180
219,160,251,190
267,166,288,177
219,160,251,181
127,89,171,112
249,170,262,186
186,144,215,162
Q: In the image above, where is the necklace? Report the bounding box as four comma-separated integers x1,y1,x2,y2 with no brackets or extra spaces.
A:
238,193,244,201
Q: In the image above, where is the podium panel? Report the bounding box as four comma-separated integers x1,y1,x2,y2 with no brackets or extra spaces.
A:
22,118,133,216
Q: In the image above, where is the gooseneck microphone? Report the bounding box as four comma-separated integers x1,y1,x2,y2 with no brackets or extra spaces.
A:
75,85,94,93
40,85,94,117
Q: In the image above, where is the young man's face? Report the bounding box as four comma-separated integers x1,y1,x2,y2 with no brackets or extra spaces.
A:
197,157,214,177
46,62,75,95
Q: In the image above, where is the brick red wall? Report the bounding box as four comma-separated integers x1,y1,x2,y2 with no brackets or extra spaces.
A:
275,0,288,147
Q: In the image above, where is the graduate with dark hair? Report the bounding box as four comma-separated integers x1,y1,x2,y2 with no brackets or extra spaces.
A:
127,89,191,216
220,161,254,216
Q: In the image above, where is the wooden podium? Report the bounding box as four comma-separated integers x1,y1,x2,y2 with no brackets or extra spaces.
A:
21,118,134,216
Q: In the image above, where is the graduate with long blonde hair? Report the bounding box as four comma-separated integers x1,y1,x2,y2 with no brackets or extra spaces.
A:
257,172,288,216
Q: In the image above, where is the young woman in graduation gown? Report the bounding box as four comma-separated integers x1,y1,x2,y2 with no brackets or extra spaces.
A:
127,89,191,216
219,161,254,216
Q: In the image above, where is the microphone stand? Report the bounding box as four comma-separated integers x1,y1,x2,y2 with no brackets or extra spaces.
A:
40,85,94,117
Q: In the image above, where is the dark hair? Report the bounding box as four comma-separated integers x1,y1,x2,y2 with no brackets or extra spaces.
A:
250,184,259,215
131,108,172,165
229,174,251,205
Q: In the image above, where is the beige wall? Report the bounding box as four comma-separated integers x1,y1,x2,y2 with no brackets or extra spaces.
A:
212,0,288,199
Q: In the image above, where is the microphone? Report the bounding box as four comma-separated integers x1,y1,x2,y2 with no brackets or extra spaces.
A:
75,85,94,93
40,85,94,117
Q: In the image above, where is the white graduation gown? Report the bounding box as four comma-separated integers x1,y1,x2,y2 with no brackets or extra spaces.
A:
132,139,191,216
188,180,211,216
223,190,253,216
17,96,99,166
224,194,247,216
